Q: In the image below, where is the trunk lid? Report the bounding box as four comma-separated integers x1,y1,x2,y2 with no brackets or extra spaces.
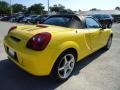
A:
7,24,73,41
8,24,73,40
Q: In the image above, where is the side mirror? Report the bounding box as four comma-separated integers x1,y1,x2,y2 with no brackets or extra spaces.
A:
101,25,106,29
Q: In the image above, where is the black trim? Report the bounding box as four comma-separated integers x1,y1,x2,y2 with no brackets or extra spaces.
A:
10,36,21,42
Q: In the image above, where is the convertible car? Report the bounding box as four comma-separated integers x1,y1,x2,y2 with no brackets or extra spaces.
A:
4,15,113,81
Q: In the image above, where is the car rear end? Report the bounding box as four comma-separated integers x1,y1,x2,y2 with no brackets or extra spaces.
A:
4,25,56,76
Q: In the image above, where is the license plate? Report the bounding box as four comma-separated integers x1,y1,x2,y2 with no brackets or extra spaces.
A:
8,48,15,57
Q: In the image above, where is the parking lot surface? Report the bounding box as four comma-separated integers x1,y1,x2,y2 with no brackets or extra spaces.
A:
0,21,120,90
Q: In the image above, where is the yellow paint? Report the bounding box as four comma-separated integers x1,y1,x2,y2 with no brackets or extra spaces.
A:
4,24,112,76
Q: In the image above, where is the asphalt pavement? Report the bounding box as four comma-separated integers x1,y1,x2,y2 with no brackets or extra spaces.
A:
0,21,120,90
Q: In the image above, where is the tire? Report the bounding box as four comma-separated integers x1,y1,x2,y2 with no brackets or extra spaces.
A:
19,20,22,23
107,23,112,28
27,20,30,24
104,36,112,50
51,50,76,82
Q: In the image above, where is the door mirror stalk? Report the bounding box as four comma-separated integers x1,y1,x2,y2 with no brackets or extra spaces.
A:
101,25,106,29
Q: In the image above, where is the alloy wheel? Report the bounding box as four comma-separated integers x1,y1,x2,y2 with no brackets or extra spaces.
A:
58,54,75,79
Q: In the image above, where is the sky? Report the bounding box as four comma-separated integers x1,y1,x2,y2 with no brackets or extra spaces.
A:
4,0,120,11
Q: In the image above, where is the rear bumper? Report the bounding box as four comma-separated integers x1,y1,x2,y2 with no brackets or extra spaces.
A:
4,41,56,76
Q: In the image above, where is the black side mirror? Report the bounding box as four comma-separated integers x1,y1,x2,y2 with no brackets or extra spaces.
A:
101,25,106,29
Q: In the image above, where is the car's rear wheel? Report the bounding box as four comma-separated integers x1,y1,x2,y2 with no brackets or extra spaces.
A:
51,50,76,82
107,23,112,28
27,20,31,24
104,36,112,50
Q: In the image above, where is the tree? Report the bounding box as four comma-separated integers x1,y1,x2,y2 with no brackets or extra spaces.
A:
50,4,73,14
90,8,100,11
0,1,10,15
50,4,59,12
50,4,65,12
12,4,26,13
58,4,65,12
28,3,44,14
66,9,74,14
78,9,82,12
115,7,120,11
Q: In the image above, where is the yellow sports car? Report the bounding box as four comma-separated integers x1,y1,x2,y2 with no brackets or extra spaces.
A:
4,15,113,81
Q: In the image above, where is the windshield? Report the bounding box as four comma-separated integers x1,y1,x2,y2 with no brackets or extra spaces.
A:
42,16,72,27
93,15,102,19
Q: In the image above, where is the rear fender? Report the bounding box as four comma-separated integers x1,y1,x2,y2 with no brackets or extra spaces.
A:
49,41,80,73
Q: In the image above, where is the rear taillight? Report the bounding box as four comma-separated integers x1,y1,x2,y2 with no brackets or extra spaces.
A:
26,32,51,51
8,26,17,33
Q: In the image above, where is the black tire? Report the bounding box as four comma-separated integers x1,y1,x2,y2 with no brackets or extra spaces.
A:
104,36,112,50
107,23,112,28
27,20,31,24
51,50,77,82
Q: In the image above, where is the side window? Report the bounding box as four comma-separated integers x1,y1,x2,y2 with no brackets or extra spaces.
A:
69,17,82,29
93,15,102,19
103,15,109,19
86,18,100,28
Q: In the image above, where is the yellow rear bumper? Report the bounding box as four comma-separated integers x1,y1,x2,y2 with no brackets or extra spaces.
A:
4,43,56,76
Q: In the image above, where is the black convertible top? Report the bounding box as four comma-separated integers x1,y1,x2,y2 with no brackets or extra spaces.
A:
48,14,93,20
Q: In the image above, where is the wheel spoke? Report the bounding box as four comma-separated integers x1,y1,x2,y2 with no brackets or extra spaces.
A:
71,57,74,62
58,54,75,79
64,56,68,64
58,66,64,71
63,69,67,78
69,62,74,70
68,57,74,65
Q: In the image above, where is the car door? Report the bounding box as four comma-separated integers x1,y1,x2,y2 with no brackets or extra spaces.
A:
69,16,92,59
85,17,104,51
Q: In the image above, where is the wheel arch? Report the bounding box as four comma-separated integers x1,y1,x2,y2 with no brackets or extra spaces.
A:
49,41,80,74
54,41,80,61
59,48,78,61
